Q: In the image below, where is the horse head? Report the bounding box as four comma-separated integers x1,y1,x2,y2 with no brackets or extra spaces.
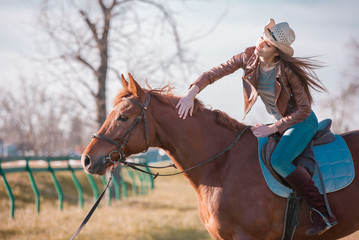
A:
81,74,153,175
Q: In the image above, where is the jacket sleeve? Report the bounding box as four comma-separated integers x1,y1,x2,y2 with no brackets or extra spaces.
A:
274,71,312,134
191,51,248,92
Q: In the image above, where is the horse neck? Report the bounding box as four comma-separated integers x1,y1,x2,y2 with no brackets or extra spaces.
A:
148,96,250,187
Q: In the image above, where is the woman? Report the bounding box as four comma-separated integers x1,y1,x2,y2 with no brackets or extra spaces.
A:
176,19,337,236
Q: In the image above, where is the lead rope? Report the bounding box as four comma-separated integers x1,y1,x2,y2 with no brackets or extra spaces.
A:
70,164,117,240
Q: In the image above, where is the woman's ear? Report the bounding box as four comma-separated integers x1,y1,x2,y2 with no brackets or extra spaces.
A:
274,48,280,57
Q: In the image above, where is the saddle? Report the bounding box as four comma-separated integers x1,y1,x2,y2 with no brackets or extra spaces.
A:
260,119,352,240
261,118,335,187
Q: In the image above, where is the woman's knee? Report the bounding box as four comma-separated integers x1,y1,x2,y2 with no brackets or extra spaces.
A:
271,154,285,171
271,154,295,177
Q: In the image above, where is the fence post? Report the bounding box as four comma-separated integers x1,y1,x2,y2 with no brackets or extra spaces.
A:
0,160,15,218
47,158,63,211
101,175,111,206
119,174,128,199
112,175,121,200
144,166,155,190
126,168,137,196
138,172,146,195
0,156,155,219
68,159,84,208
86,174,99,202
26,158,40,213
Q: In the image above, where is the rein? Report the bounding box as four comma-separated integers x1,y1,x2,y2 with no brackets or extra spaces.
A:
70,92,250,239
99,125,250,179
141,125,250,177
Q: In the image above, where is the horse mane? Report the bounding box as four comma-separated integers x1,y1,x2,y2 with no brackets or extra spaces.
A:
113,84,243,133
213,110,243,133
113,84,206,115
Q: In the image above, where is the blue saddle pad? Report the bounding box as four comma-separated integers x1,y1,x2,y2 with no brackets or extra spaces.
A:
258,134,355,198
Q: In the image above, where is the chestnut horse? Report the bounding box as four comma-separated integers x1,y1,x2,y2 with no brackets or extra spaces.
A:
81,74,359,240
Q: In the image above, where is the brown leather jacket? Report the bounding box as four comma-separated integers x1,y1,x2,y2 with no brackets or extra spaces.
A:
192,46,312,134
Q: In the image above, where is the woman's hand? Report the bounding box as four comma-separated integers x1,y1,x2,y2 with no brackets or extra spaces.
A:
176,85,199,119
250,124,278,138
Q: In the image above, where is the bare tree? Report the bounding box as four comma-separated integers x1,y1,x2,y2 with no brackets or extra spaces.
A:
324,38,359,132
0,77,84,156
39,0,198,129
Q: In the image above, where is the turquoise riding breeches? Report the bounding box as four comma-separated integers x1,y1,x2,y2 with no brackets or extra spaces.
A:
271,111,318,178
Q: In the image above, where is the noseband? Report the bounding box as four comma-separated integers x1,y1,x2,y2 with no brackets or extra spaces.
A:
92,93,151,164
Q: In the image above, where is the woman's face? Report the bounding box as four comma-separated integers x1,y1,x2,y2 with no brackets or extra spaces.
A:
255,35,279,59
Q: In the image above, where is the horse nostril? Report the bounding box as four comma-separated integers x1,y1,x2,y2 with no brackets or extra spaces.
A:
84,154,92,169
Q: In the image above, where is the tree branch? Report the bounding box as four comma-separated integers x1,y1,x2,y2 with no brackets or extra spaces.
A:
79,10,101,49
136,0,184,61
75,54,97,76
98,0,108,14
108,66,124,82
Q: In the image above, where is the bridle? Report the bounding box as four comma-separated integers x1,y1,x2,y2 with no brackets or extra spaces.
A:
71,92,251,239
92,93,151,164
91,92,175,177
92,91,251,177
71,92,154,240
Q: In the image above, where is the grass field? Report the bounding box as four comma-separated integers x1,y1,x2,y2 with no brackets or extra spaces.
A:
0,168,210,240
1,167,358,240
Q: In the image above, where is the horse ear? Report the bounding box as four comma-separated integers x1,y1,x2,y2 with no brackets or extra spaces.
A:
128,73,144,98
121,74,128,88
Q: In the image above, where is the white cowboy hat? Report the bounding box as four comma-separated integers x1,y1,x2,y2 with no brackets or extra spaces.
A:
264,18,295,56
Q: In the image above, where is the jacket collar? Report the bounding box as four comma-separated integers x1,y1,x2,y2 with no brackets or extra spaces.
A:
275,60,284,79
247,52,284,80
245,52,259,71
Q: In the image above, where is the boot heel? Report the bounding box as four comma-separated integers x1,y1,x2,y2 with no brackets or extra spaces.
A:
318,221,337,235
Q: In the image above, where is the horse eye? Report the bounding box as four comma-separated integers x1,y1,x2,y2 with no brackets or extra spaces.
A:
117,114,128,122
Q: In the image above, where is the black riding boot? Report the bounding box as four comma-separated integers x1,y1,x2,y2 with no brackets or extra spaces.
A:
284,165,338,235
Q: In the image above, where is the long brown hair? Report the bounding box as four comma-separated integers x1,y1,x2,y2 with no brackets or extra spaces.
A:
277,50,327,104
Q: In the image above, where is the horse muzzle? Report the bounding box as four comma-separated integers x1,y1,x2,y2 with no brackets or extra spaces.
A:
82,154,109,175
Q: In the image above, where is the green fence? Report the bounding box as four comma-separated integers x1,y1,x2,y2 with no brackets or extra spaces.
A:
0,156,154,218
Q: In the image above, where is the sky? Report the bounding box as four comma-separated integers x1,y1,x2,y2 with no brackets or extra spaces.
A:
171,0,359,126
1,0,358,129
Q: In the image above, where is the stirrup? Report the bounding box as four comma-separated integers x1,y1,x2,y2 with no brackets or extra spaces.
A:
309,208,338,235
